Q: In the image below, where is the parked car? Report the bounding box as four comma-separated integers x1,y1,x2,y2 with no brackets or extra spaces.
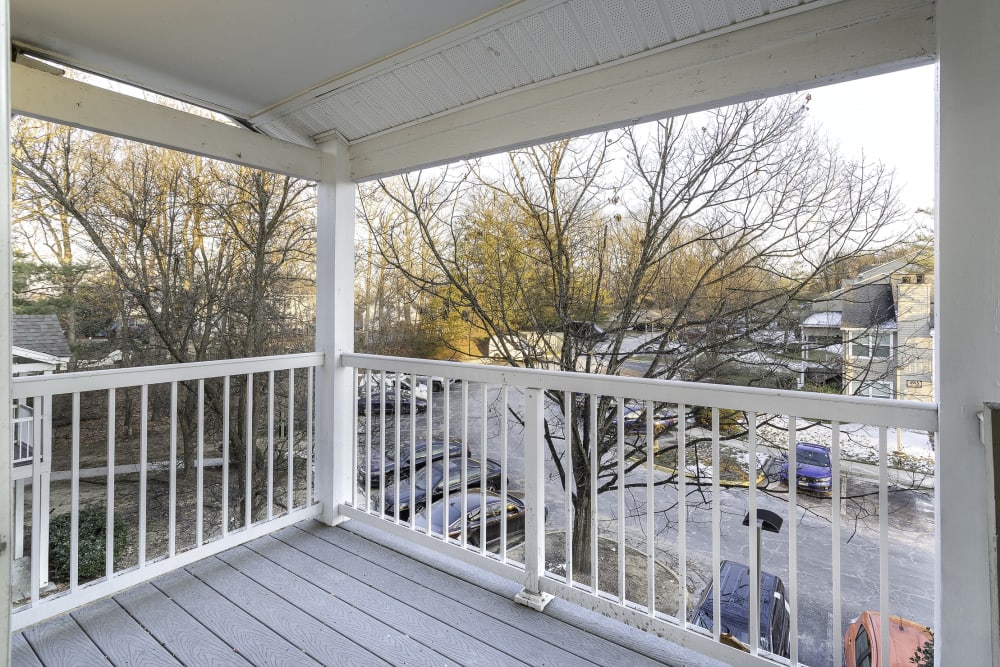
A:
779,441,833,494
690,560,791,658
358,373,429,401
359,439,470,488
412,491,528,547
844,610,933,667
429,376,458,392
356,388,427,415
381,457,503,520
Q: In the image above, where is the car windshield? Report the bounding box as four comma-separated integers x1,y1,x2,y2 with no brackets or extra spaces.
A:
797,447,831,467
414,468,444,492
415,462,480,492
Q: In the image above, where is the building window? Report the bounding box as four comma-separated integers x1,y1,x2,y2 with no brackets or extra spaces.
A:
858,381,893,398
849,332,892,359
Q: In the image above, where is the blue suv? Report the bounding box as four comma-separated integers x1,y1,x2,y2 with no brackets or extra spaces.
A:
779,442,833,495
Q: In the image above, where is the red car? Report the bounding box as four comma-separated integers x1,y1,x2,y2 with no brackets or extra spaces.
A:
844,611,932,667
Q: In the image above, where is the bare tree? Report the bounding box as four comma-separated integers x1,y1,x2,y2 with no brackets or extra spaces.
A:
13,120,316,518
362,95,910,571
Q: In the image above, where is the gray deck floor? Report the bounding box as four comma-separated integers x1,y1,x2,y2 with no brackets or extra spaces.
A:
12,520,720,666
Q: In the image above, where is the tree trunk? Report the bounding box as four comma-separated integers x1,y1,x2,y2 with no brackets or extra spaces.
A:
571,478,594,577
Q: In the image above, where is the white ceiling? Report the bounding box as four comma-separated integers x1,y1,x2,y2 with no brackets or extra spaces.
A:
13,0,828,147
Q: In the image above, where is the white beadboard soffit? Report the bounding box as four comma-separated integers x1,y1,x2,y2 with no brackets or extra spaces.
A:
255,0,827,145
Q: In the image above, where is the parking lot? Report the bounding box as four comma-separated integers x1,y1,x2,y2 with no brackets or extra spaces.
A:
361,381,935,667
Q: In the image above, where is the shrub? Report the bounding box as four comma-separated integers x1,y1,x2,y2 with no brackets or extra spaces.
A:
910,631,934,667
48,507,128,582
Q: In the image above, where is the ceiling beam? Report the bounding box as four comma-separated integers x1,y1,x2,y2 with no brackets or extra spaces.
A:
12,63,323,181
348,0,935,181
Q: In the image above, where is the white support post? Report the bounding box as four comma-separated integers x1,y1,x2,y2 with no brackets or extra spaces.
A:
314,137,356,526
937,0,1000,663
515,387,553,611
0,0,13,659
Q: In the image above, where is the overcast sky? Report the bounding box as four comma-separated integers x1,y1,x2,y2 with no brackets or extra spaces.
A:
803,64,937,217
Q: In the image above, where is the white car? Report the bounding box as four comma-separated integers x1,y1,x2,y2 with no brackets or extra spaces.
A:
359,373,428,401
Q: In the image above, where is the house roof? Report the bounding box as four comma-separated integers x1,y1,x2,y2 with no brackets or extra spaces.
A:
11,0,936,180
802,311,842,328
840,283,896,329
12,314,71,360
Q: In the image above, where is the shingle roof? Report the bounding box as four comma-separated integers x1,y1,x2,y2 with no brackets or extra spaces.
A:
12,314,71,359
840,283,895,329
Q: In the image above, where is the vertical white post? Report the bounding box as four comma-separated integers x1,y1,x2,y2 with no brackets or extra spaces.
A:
315,138,355,525
515,387,553,611
0,0,13,657
938,0,1000,663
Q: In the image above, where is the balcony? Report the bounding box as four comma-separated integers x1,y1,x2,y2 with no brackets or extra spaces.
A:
9,352,937,666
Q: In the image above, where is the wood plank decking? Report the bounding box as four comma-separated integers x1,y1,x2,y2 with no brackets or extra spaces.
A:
12,520,716,666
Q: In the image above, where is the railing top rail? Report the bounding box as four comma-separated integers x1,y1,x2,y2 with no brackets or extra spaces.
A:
12,352,325,398
343,353,938,432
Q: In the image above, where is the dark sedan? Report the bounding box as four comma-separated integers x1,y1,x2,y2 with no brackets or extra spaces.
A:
381,457,503,520
357,389,427,415
691,559,791,658
358,439,470,488
413,491,527,547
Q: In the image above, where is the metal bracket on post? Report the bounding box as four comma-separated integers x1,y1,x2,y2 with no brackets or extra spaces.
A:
515,387,553,612
982,404,1000,665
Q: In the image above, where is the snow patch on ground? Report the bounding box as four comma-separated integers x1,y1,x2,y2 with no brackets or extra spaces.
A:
757,417,935,472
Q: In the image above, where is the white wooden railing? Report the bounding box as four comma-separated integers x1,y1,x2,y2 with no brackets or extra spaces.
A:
9,353,322,630
9,350,937,666
341,353,938,667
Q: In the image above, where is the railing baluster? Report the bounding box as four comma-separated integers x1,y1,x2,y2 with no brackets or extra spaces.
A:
617,397,626,605
139,385,148,566
266,371,274,521
244,373,253,529
677,402,687,623
479,382,488,553
379,371,388,520
393,375,401,525
879,425,890,667
287,369,295,514
831,420,842,667
564,390,573,582
461,380,469,546
306,367,314,507
70,392,80,592
407,376,418,530
222,376,230,535
197,379,205,547
39,394,51,590
441,380,451,533
646,400,655,616
711,408,721,643
29,396,41,603
106,388,115,580
788,415,799,666
423,375,433,536
378,371,387,519
748,411,759,655
362,369,370,513
169,381,178,557
499,386,508,562
589,394,598,594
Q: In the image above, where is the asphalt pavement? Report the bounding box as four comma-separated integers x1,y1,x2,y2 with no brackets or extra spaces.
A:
368,382,935,667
